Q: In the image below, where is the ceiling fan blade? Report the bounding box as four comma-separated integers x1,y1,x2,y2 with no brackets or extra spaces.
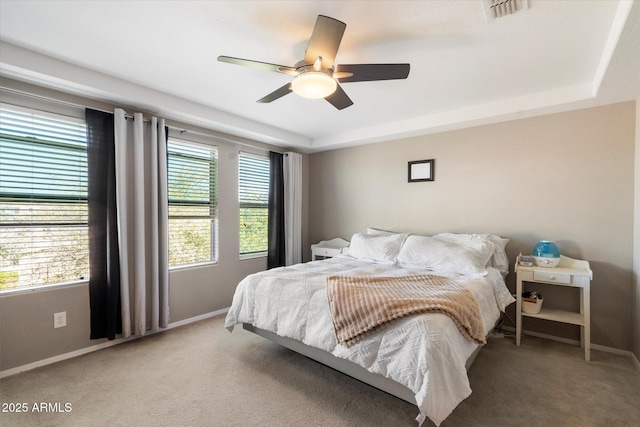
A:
334,64,410,83
304,15,346,70
218,56,296,74
257,83,292,103
325,84,353,110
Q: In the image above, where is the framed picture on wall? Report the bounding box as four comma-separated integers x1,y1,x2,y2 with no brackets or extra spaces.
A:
408,159,435,182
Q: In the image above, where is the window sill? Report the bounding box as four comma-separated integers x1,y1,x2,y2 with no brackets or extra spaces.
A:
239,253,267,261
0,279,89,297
169,260,218,272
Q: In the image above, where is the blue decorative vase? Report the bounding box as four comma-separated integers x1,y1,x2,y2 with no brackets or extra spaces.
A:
533,240,560,267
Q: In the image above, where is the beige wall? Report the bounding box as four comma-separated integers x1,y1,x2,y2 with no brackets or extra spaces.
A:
0,79,310,372
309,102,636,351
0,258,266,372
0,135,271,371
0,77,634,371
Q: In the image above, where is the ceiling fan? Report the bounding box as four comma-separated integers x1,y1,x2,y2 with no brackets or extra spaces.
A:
217,15,410,110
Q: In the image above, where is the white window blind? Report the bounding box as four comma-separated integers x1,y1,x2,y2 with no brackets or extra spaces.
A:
238,152,269,256
167,139,218,266
0,105,88,291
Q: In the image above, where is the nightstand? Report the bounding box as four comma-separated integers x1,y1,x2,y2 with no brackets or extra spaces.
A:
515,255,593,361
311,238,350,261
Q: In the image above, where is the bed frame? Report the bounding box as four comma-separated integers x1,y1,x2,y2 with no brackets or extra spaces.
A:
243,323,484,406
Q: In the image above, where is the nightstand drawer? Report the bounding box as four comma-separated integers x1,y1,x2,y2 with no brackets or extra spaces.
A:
313,247,338,257
533,270,570,284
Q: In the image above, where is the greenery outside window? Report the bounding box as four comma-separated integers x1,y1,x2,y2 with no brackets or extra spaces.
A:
0,105,88,291
167,139,218,266
238,152,269,257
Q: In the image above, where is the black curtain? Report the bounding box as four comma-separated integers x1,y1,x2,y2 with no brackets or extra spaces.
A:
86,109,121,340
267,151,285,269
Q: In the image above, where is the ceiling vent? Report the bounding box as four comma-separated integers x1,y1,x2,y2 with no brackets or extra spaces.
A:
483,0,529,21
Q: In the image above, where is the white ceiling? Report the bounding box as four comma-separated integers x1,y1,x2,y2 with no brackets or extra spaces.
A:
1,1,639,152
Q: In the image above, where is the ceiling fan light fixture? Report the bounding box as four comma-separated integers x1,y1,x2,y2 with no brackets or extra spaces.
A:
291,71,337,99
218,15,409,109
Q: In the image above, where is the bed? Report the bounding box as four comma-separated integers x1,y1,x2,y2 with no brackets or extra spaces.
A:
225,231,515,426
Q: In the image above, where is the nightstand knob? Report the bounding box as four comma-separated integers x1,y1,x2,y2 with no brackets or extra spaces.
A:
549,276,556,280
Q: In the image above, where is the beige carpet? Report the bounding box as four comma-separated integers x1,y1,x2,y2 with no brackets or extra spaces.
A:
1,315,639,427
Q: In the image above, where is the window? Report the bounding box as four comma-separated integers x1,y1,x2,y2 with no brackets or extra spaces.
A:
238,152,269,257
0,105,88,291
167,139,217,266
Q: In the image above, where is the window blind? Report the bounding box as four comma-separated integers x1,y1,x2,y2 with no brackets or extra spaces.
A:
0,105,88,290
167,139,218,265
238,152,269,256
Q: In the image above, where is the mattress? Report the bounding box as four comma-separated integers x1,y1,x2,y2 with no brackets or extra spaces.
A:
225,256,514,425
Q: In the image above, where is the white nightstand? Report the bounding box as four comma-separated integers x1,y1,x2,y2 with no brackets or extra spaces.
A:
311,238,350,261
515,255,593,361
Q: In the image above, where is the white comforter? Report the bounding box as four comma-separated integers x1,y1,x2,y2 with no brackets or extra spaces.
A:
225,257,514,426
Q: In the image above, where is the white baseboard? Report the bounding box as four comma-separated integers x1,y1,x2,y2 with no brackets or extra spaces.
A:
3,311,636,378
0,307,229,379
501,326,640,371
632,352,640,371
0,335,139,379
167,307,228,329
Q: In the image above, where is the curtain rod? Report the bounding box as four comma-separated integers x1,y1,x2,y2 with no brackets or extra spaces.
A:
0,85,283,153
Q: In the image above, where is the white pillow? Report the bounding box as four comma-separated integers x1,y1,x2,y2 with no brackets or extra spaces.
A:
397,235,495,276
366,227,402,236
346,232,407,264
433,233,510,274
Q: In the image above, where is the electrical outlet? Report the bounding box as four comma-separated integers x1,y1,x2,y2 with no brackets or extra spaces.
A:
54,311,66,328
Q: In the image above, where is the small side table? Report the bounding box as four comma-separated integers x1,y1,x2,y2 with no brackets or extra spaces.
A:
311,238,350,261
515,255,593,361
